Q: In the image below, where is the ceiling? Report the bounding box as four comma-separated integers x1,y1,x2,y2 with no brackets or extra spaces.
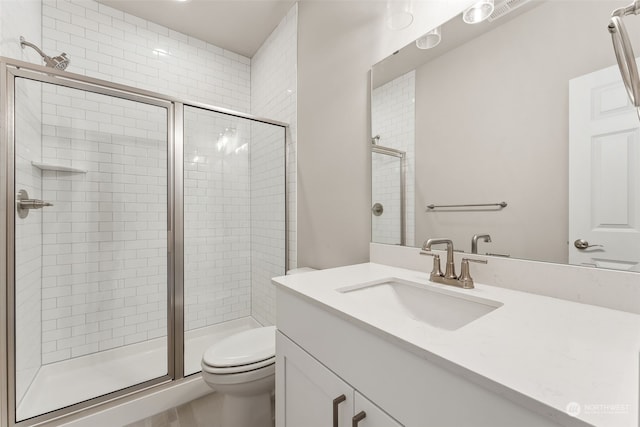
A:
98,0,296,58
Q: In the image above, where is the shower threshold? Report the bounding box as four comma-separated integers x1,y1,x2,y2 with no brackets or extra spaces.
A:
17,317,261,421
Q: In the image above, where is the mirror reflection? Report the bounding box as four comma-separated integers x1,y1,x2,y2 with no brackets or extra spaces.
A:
371,0,640,271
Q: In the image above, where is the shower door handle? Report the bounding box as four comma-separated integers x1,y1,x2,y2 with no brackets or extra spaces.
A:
16,189,53,218
371,203,384,216
18,199,53,209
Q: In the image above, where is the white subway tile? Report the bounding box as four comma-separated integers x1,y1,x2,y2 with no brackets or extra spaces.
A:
36,0,291,360
55,20,85,38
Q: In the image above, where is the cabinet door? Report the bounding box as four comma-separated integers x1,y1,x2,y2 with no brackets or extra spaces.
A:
276,332,353,427
354,391,404,427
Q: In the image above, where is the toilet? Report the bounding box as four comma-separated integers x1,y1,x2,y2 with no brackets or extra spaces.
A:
201,326,276,427
201,268,316,427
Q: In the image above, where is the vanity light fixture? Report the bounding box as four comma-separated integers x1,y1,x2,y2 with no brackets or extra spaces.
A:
386,0,414,30
416,27,441,49
463,0,495,24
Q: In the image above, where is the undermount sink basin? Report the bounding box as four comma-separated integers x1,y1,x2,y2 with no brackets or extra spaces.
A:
337,278,502,330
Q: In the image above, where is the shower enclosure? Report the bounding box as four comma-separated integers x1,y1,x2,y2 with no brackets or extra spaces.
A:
371,145,406,245
0,57,287,426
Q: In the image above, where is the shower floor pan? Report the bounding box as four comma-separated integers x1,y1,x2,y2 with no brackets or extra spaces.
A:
17,317,261,421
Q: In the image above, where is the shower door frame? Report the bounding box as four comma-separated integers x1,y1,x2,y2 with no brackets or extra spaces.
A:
0,57,290,427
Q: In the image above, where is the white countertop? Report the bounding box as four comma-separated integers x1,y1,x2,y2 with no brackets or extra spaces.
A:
273,262,640,427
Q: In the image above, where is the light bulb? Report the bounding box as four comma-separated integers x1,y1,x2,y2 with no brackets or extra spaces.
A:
386,0,414,30
463,0,495,24
416,27,441,49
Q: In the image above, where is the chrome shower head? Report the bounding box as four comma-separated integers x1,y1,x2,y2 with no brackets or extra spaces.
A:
45,53,70,70
20,36,70,71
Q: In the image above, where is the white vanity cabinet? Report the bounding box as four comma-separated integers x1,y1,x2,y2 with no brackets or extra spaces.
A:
275,284,575,427
276,331,403,427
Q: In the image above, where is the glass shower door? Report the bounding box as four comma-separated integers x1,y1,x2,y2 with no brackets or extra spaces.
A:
182,105,286,375
371,147,406,245
12,75,171,421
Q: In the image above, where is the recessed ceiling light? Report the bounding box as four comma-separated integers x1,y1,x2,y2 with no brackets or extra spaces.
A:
385,0,413,30
416,27,441,50
463,0,495,24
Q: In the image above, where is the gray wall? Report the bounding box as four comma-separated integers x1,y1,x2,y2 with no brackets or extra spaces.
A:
296,0,472,269
414,1,634,263
297,2,373,269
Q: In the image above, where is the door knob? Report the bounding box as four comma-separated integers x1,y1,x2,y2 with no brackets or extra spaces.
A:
574,239,603,250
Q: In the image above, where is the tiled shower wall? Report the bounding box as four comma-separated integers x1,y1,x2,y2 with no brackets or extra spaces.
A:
183,108,252,330
250,4,297,325
41,0,250,110
371,152,403,244
249,122,286,327
5,0,294,371
39,0,252,361
39,85,168,364
2,0,44,404
371,71,415,247
14,75,43,402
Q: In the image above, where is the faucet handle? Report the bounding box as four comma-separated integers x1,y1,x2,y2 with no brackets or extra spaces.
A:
458,258,488,289
420,251,444,280
464,258,488,264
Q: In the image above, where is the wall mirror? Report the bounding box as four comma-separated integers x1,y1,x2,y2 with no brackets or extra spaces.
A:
370,0,640,271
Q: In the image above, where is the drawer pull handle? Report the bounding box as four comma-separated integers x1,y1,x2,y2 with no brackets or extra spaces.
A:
333,394,346,427
352,411,366,426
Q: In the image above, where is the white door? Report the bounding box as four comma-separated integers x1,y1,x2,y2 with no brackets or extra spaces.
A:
569,63,640,270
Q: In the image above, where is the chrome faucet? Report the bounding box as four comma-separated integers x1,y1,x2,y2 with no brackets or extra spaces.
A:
420,238,487,289
471,234,491,254
421,238,456,279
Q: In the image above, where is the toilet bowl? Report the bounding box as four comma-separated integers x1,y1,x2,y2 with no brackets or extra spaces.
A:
201,326,276,427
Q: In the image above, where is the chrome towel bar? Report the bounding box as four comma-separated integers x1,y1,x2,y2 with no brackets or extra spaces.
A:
426,202,507,210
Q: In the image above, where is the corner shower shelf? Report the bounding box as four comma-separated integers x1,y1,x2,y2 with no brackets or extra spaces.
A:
31,162,88,173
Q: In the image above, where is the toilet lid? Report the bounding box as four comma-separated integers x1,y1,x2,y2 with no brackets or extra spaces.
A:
202,326,276,368
202,356,275,375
